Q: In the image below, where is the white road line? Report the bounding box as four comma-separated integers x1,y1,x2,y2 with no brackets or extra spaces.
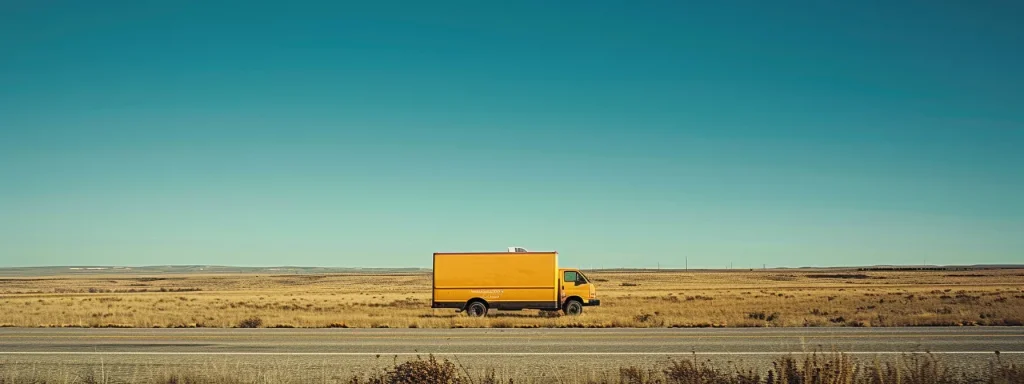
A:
0,351,1020,356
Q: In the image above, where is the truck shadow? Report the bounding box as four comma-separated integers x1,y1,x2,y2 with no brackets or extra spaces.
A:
419,312,560,319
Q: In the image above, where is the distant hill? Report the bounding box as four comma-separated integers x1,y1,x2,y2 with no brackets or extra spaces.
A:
855,264,1024,271
586,264,1024,273
0,265,430,277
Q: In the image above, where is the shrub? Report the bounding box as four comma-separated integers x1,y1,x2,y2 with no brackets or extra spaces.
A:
617,366,658,384
236,316,263,328
539,310,561,318
663,358,759,384
767,353,857,384
633,313,654,323
748,312,780,322
685,295,714,301
360,355,466,384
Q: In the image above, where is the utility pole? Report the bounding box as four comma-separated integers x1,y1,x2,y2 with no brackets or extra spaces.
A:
685,257,688,271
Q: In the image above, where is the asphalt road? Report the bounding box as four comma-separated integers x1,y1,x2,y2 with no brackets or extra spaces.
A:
1,328,1022,381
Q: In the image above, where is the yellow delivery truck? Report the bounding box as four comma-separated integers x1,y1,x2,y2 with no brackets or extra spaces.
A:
431,249,600,317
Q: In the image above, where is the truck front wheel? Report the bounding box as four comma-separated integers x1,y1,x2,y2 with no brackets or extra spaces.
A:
563,300,583,316
465,301,488,317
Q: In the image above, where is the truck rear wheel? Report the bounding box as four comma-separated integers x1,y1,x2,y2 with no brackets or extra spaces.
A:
564,300,583,316
465,301,488,317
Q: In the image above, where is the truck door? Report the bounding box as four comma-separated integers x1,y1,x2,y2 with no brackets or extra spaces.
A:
562,270,588,302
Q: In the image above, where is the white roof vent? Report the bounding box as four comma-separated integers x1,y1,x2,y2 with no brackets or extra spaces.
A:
507,247,529,253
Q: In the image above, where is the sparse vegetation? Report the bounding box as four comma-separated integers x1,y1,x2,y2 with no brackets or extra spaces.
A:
351,355,465,384
807,274,871,279
0,352,1020,384
0,269,1021,328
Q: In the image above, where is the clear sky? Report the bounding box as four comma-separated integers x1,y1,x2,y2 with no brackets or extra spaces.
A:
1,1,1022,269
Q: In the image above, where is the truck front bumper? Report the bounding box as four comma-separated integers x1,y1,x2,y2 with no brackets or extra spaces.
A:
585,299,601,306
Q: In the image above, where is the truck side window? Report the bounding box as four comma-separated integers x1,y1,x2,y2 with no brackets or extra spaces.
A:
564,271,577,282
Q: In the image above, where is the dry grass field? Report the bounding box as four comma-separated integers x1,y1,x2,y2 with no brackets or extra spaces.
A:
1,269,1022,328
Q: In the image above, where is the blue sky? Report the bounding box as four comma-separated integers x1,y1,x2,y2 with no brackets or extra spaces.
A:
1,1,1022,268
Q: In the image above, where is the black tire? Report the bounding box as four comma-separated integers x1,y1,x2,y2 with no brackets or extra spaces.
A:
465,301,488,317
564,300,583,316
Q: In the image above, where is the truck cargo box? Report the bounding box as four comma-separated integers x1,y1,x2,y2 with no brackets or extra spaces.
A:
432,251,560,311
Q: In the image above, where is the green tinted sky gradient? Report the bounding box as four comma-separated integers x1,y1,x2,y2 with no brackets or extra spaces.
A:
1,1,1022,268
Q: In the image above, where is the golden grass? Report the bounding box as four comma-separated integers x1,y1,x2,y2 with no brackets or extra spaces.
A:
1,269,1022,328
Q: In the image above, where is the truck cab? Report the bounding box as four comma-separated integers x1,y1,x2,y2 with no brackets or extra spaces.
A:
559,268,600,315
